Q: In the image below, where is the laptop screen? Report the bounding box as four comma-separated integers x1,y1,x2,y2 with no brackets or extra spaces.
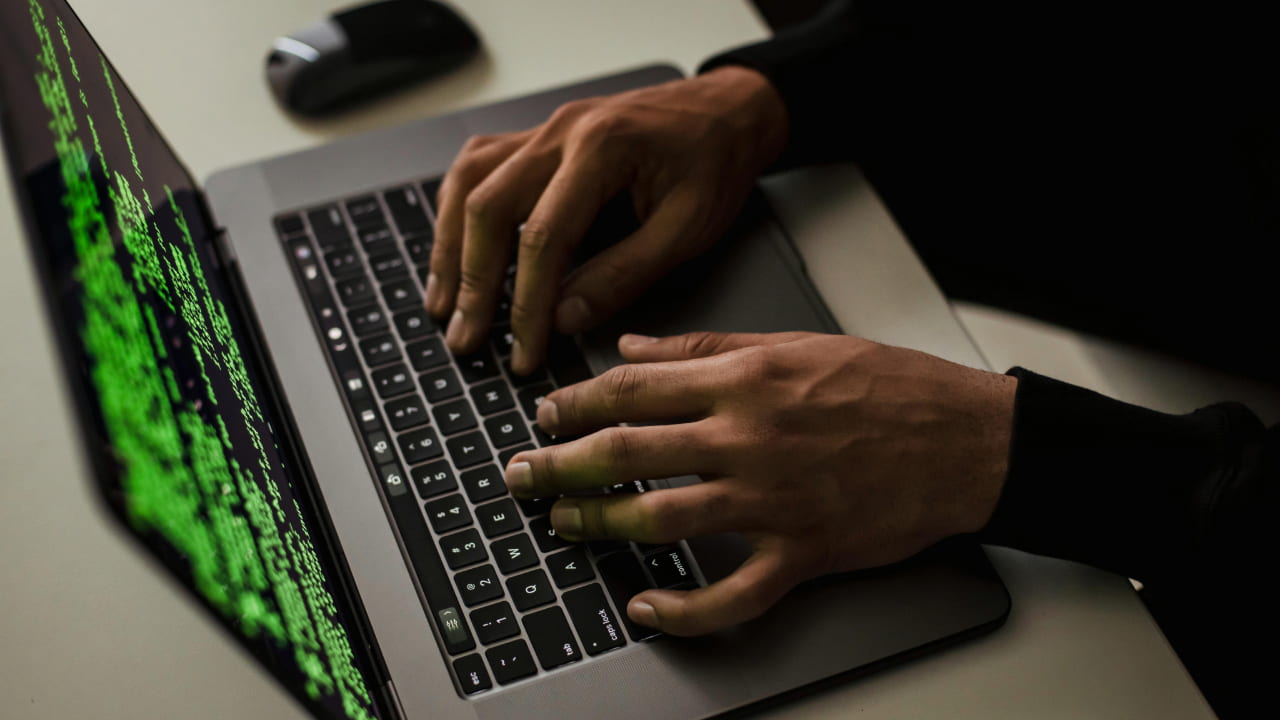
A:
0,2,383,717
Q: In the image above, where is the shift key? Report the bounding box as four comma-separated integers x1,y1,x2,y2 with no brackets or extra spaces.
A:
562,584,627,656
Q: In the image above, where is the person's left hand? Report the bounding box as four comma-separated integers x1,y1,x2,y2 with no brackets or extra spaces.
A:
503,331,1017,636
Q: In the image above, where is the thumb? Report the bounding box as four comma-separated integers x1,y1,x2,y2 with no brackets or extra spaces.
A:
626,548,796,636
619,330,814,363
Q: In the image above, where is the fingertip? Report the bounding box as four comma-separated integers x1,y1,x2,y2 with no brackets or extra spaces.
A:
628,599,658,629
535,398,560,434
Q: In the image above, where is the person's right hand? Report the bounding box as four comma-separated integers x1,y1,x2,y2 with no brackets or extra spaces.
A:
424,66,789,374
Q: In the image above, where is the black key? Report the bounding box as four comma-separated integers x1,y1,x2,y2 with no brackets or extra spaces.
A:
422,367,463,403
597,552,661,641
462,465,507,504
307,205,351,251
587,539,629,557
384,395,429,431
470,601,519,645
382,280,421,311
339,367,371,402
505,362,549,388
324,247,364,278
610,480,648,495
359,334,399,367
366,431,396,465
485,639,537,686
406,336,448,371
358,224,396,253
351,398,381,432
369,252,409,280
456,564,503,607
384,185,431,234
433,399,477,435
644,546,696,588
377,462,409,499
425,494,472,534
529,516,571,553
441,529,488,570
371,364,415,399
491,534,538,575
548,335,593,387
398,426,443,464
411,460,456,499
477,498,522,538
456,348,499,383
522,607,582,670
345,195,385,228
421,178,443,214
490,324,515,357
404,232,433,266
547,547,595,588
379,464,472,654
394,308,434,340
452,654,491,695
506,569,555,612
470,380,514,416
336,275,375,306
532,424,555,447
484,411,530,448
275,213,305,237
447,431,492,469
563,584,627,656
499,444,536,470
347,305,388,337
517,383,554,422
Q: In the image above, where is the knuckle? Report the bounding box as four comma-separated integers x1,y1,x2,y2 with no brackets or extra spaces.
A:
600,426,635,468
463,188,496,225
601,365,642,411
731,346,775,385
456,266,491,297
547,99,594,127
517,222,555,256
574,108,628,146
581,499,612,537
507,296,542,330
681,331,723,358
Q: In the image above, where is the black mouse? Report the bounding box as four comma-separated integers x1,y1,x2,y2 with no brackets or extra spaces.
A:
267,0,480,116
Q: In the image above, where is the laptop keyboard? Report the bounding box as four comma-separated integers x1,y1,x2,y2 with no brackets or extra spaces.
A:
274,180,699,697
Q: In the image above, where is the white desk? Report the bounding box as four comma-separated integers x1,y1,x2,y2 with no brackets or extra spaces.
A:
0,1,1215,718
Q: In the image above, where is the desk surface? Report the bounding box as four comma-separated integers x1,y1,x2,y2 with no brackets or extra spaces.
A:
0,1,1215,718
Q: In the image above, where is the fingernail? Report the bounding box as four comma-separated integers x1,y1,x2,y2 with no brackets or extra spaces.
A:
537,398,560,433
620,333,659,346
424,272,440,311
555,296,592,334
630,601,658,627
551,503,582,539
505,461,533,496
445,309,465,348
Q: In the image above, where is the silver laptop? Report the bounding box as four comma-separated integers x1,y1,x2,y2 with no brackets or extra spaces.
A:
0,2,1009,718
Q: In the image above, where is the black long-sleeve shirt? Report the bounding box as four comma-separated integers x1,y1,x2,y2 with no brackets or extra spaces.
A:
701,3,1279,716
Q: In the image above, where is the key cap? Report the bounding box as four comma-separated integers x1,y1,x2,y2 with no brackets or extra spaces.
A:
384,185,430,234
470,380,514,416
597,552,661,641
470,601,519,645
547,547,595,588
275,213,305,237
485,639,536,685
425,494,472,534
382,279,421,311
491,534,538,575
398,426,443,464
358,225,396,253
351,398,381,433
461,465,507,504
345,195,385,228
336,275,375,306
411,460,456,500
421,178,443,214
490,325,515,357
644,546,696,588
384,395,428,431
452,654,491,695
394,308,434,341
456,564,503,607
484,411,530,448
359,334,399,367
441,529,488,570
456,348,499,383
404,233,434,267
505,362,548,388
499,444,536,471
433,399,477,435
507,569,555,612
307,205,351,252
365,431,396,465
371,364,415,398
422,367,463,403
406,336,449,372
369,252,409,280
447,431,492,469
324,247,365,279
476,498,522,538
563,584,627,656
529,515,571,552
522,607,581,670
347,305,388,337
517,383,554,422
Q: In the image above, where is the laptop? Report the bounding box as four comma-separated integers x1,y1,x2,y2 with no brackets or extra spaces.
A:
0,2,1010,718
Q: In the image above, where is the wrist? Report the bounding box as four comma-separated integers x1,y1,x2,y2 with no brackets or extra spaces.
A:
697,65,789,171
958,371,1018,535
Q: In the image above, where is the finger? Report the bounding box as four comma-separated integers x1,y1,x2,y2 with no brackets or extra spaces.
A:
618,330,815,363
427,132,527,318
628,547,798,636
446,147,561,354
509,150,626,375
547,481,748,544
537,360,721,436
504,421,718,497
553,188,703,336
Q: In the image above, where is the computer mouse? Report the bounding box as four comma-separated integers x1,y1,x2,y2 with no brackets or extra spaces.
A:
267,0,480,116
